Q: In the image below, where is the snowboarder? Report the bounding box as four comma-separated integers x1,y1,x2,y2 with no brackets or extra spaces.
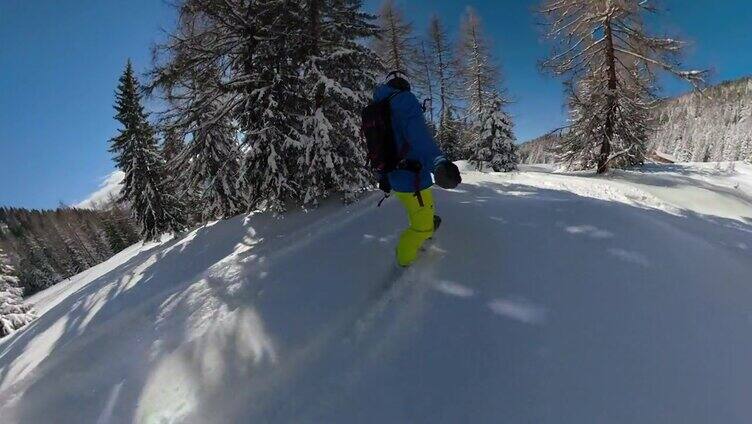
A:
368,72,461,267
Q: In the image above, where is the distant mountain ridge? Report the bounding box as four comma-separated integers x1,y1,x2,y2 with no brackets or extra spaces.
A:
648,76,752,162
518,76,752,165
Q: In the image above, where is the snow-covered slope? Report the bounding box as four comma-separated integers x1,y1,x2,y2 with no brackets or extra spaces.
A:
2,163,752,423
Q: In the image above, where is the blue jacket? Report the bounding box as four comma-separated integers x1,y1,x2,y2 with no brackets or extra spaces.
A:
373,84,446,193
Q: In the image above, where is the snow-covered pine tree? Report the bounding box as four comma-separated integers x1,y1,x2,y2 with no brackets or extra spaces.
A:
47,220,85,275
182,119,243,220
373,0,414,74
233,2,306,211
152,0,307,212
437,109,464,161
427,14,463,161
151,4,245,221
17,232,60,291
458,7,517,171
161,127,184,164
105,204,140,251
70,210,113,263
111,61,186,239
298,0,380,205
540,0,707,174
59,214,99,268
0,248,35,338
674,135,693,163
158,126,196,222
102,213,130,253
167,64,244,221
473,95,518,172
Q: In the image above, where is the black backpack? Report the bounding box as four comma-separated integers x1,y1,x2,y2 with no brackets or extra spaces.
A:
361,90,405,174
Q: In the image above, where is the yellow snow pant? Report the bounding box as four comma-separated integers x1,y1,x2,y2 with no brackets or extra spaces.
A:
395,188,435,267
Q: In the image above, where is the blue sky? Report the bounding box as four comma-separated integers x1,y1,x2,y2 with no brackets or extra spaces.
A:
1,0,750,209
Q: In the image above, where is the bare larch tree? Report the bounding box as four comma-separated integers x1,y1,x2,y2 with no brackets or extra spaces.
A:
540,0,707,173
428,14,463,160
413,39,436,124
458,7,517,170
373,0,414,74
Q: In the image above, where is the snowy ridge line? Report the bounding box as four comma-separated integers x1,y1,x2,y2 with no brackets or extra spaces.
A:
613,171,752,214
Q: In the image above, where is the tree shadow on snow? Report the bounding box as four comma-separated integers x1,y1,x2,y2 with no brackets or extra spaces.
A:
0,216,261,423
0,193,399,423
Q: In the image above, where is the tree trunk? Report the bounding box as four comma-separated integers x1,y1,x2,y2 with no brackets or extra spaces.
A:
419,41,435,123
599,17,618,174
471,25,484,117
435,33,447,120
307,0,324,109
308,0,321,55
241,3,259,132
387,10,402,71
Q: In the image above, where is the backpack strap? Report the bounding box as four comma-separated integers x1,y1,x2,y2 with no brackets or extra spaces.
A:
384,89,411,164
384,88,424,205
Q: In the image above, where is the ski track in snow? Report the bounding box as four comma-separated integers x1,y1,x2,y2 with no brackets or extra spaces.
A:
1,162,752,423
487,298,548,325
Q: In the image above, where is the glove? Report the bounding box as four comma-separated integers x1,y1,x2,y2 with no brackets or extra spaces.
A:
433,160,461,189
378,175,392,193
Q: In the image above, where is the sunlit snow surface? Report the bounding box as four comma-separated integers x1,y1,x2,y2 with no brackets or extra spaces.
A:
2,162,752,423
